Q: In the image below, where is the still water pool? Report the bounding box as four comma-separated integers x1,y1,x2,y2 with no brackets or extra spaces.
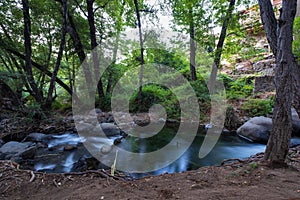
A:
32,125,284,178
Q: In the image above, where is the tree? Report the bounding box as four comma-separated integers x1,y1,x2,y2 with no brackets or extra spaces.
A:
258,0,299,165
168,0,205,81
45,0,68,108
208,0,236,93
22,0,43,104
188,3,196,81
87,0,105,100
134,0,145,102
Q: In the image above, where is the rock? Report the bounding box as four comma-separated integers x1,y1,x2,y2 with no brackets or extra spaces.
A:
237,117,272,144
107,115,114,123
254,76,275,93
253,58,275,73
0,139,4,148
113,138,122,145
100,123,120,136
19,146,37,159
88,108,102,116
133,114,150,126
0,141,35,160
64,145,77,151
43,126,56,134
72,156,105,172
292,108,300,136
290,139,300,148
158,118,166,123
100,145,113,154
76,122,95,133
224,106,242,131
234,61,253,75
25,132,52,143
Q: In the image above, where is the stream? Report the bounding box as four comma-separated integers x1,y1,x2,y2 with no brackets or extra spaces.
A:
3,126,300,178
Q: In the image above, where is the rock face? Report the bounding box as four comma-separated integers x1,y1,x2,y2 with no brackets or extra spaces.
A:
253,58,275,75
237,116,272,143
254,76,275,93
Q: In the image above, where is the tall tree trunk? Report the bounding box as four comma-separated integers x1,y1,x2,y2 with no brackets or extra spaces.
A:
45,0,68,108
257,0,278,56
87,0,105,100
134,0,145,103
259,0,298,165
189,6,197,81
208,0,235,93
22,0,43,103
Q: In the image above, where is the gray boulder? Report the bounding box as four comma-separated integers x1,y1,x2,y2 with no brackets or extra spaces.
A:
237,116,272,143
100,123,120,136
76,122,95,133
292,109,300,136
0,141,36,160
25,132,52,143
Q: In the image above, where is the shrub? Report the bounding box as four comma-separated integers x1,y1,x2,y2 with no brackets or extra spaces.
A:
221,74,254,100
242,98,274,117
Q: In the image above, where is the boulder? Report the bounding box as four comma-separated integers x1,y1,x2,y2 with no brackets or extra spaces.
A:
292,109,300,136
100,123,120,136
76,122,95,133
0,141,36,160
25,132,52,143
237,117,272,143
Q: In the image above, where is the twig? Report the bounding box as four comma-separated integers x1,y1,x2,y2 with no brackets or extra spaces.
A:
29,171,35,182
53,179,60,187
289,158,300,163
2,185,10,194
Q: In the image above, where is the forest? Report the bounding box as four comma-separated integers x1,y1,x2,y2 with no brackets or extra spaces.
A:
1,0,300,199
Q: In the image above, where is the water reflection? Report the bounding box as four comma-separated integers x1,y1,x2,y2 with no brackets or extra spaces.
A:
32,127,300,178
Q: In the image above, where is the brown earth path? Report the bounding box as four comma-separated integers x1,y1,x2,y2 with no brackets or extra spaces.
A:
1,146,300,200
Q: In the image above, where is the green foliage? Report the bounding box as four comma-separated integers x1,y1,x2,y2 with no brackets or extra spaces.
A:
293,16,300,63
25,103,47,122
221,74,254,100
242,98,274,117
128,75,211,120
248,162,258,170
51,99,72,111
129,84,180,118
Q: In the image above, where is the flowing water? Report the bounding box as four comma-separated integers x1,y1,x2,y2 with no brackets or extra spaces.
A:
31,125,296,178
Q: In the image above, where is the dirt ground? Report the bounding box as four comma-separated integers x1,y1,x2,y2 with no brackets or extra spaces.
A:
1,146,300,200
